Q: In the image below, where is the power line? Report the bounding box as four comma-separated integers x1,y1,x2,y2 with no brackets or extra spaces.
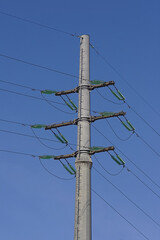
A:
96,85,160,138
93,155,124,176
96,88,124,105
93,147,160,201
105,118,134,141
92,188,150,240
39,157,75,181
31,127,67,151
0,149,38,157
90,43,160,119
0,127,83,149
0,80,77,114
0,128,72,145
0,78,41,91
0,87,78,114
1,77,160,141
0,53,79,79
93,167,160,229
0,118,30,127
0,10,79,38
125,102,160,138
41,93,76,115
0,87,66,106
0,78,102,114
126,167,160,200
135,132,160,159
92,124,160,190
0,148,75,181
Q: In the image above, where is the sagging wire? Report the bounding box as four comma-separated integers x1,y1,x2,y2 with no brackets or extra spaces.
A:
93,155,124,176
117,115,160,159
92,124,160,191
39,157,75,181
31,127,67,150
93,146,160,201
90,43,160,121
39,155,76,177
31,124,75,152
105,118,134,141
108,84,160,138
0,117,86,151
41,89,77,114
96,88,124,105
41,92,75,115
0,147,75,181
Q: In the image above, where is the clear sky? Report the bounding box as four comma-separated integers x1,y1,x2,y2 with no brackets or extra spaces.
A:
0,0,160,239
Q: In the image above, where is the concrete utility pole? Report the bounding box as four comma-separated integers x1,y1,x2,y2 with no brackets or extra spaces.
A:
74,35,92,240
44,34,126,240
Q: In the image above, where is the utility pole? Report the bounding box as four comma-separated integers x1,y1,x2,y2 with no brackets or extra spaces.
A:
43,34,126,240
74,34,92,240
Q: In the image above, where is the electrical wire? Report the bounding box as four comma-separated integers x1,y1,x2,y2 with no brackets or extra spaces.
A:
92,124,160,190
0,87,66,106
0,53,79,79
0,147,75,181
96,84,160,138
41,93,76,115
2,78,160,148
95,147,160,201
31,128,67,150
0,127,83,150
0,79,77,114
0,78,40,91
90,43,160,119
39,158,75,181
92,188,151,240
135,132,160,158
0,10,79,38
0,77,97,113
0,149,38,157
0,118,30,127
96,88,124,105
93,166,160,229
105,118,134,141
93,155,124,176
125,102,160,138
0,128,73,145
126,167,160,200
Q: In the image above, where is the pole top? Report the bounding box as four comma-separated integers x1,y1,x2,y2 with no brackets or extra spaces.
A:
80,34,90,39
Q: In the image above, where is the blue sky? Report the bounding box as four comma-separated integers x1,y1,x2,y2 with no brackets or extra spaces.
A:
0,0,160,239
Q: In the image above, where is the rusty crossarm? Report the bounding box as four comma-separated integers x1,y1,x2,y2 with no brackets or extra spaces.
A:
55,87,78,96
90,146,114,155
54,146,114,160
90,111,126,122
89,81,115,90
54,81,115,96
45,119,77,130
45,111,126,130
